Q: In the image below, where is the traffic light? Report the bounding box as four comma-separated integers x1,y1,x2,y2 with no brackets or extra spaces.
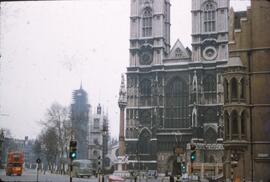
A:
98,156,102,165
97,156,102,173
190,144,196,162
181,162,186,173
69,140,77,160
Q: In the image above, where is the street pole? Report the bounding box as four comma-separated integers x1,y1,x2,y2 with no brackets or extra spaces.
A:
69,160,72,182
36,158,41,182
36,167,39,182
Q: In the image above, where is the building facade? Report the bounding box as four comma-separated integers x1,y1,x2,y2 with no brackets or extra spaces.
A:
89,104,109,169
70,85,91,160
223,1,270,181
125,0,229,176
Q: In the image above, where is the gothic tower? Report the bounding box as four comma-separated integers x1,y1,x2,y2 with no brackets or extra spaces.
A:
186,0,229,176
190,0,229,141
129,0,170,66
126,0,171,171
192,0,229,62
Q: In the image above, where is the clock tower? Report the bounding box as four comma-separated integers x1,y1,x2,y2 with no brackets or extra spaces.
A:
129,0,171,66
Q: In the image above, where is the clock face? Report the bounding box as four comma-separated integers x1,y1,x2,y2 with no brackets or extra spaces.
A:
203,46,217,61
140,51,152,65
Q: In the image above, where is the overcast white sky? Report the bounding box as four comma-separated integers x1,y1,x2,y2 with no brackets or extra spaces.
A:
0,0,250,140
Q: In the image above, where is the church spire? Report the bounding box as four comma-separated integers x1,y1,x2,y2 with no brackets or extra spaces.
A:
80,80,83,90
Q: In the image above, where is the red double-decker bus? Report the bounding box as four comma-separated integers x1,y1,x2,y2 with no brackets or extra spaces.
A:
6,152,24,176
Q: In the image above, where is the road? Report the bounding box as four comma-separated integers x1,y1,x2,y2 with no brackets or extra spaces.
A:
0,169,169,182
0,169,98,182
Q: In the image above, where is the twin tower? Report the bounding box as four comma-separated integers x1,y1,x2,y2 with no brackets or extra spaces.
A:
124,0,229,173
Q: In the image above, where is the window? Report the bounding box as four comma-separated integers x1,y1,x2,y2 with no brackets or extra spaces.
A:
241,110,247,137
165,78,189,128
138,129,151,154
224,111,229,139
175,48,182,58
240,78,246,99
203,74,216,103
204,74,216,92
231,110,238,136
203,2,216,32
192,113,196,127
231,78,238,100
93,138,99,145
94,118,99,129
139,79,151,96
142,8,152,37
224,79,229,102
139,79,151,106
139,109,151,124
205,127,217,144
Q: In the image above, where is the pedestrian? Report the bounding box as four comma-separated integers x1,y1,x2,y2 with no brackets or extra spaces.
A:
170,175,174,182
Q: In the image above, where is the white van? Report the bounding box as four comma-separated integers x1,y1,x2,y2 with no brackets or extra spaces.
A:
72,160,94,178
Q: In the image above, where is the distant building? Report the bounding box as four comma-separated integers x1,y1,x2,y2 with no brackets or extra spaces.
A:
1,136,25,165
89,104,109,169
0,135,36,168
106,140,119,170
223,1,270,181
0,129,4,168
23,136,36,168
70,84,91,159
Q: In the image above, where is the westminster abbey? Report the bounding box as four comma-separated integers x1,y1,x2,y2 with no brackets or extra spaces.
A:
124,0,229,175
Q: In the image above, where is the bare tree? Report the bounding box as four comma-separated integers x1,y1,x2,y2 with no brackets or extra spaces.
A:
40,127,59,172
40,102,72,174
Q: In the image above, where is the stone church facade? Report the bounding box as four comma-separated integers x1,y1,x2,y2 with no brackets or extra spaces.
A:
125,0,229,175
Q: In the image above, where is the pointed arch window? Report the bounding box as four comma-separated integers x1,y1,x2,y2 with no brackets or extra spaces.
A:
205,127,217,144
165,78,189,128
138,129,151,154
224,111,230,139
241,110,247,138
231,110,239,139
224,79,229,102
240,78,246,100
231,78,238,101
203,74,216,104
139,79,151,106
203,2,216,32
142,8,152,37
